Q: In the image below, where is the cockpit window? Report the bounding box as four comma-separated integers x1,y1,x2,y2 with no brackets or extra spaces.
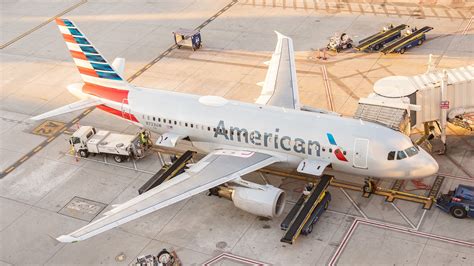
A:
405,146,418,157
397,151,407,160
387,151,396,160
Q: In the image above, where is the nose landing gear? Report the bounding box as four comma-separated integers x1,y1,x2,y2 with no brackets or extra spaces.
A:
363,178,377,197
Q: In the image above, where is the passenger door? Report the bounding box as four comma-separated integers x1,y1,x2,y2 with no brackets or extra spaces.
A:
353,138,369,169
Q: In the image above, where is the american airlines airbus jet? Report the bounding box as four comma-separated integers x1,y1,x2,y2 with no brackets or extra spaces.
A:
32,19,438,243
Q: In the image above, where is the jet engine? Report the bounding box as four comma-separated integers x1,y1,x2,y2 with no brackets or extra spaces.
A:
212,184,286,218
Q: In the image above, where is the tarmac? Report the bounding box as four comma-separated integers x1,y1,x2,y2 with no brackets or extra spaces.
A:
0,0,473,265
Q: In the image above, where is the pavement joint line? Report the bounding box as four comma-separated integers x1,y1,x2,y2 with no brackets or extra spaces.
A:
0,0,238,178
0,0,87,49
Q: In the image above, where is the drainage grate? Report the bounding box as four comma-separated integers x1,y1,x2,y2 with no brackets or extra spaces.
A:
58,196,107,222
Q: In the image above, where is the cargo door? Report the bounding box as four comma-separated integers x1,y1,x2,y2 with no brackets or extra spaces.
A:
353,138,369,169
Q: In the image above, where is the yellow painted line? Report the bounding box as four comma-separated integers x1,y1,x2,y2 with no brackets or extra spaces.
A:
47,136,56,143
72,118,79,123
19,156,29,163
83,109,92,115
33,146,43,153
5,167,15,173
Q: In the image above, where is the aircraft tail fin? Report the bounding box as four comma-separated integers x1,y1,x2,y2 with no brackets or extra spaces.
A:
55,18,130,91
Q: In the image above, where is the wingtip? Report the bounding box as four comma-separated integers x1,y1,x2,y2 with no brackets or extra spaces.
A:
56,235,78,243
274,31,288,39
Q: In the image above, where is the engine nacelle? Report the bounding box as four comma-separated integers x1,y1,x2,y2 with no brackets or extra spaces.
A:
226,185,286,218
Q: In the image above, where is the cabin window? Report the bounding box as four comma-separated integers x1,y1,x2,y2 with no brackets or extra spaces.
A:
343,151,346,155
163,119,167,123
152,117,155,121
158,118,161,122
191,124,194,128
329,148,332,153
322,147,326,152
169,120,172,124
174,121,177,125
213,128,216,132
207,127,211,131
185,123,188,127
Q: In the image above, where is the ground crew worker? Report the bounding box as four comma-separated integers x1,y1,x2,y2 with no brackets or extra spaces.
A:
139,130,147,145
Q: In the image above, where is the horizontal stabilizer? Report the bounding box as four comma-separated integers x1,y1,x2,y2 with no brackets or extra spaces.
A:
30,98,101,120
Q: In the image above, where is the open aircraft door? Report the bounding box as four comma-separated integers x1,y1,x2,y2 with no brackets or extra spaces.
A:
353,138,369,169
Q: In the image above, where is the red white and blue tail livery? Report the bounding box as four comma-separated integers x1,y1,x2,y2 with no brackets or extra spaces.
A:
31,19,438,243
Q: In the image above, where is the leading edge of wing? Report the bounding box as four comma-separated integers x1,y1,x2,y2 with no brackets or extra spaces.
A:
56,150,280,243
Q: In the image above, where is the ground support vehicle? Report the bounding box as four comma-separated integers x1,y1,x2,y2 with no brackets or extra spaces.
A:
69,126,151,163
173,28,202,51
436,184,474,219
355,24,407,51
381,26,433,54
327,33,353,52
280,175,332,244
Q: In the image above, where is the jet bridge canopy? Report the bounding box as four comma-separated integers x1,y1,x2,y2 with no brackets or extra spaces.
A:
373,65,474,129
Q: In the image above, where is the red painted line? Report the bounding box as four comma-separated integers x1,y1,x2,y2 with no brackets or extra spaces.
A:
328,219,359,265
202,252,268,265
328,218,474,265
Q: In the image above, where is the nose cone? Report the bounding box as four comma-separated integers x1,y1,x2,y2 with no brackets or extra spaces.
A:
411,148,439,178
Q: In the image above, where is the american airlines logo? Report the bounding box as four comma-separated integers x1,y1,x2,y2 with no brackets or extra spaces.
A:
214,120,348,162
214,120,322,156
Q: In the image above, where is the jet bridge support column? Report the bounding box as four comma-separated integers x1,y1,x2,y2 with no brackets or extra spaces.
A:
439,70,448,154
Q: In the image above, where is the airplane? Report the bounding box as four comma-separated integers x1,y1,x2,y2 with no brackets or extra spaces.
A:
31,18,439,243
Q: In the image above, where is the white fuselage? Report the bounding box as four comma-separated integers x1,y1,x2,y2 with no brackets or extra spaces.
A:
93,86,438,179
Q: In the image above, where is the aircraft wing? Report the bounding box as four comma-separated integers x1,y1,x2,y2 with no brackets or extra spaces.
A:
56,149,280,243
256,31,300,110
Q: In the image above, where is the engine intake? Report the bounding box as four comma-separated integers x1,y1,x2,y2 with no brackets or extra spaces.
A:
213,184,286,218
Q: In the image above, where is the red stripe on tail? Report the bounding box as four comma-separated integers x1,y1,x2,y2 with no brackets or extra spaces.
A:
70,50,87,60
55,18,66,26
62,34,76,43
77,66,98,77
83,84,129,103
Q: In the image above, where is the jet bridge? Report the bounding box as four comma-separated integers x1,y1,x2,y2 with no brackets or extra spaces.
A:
280,175,333,244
